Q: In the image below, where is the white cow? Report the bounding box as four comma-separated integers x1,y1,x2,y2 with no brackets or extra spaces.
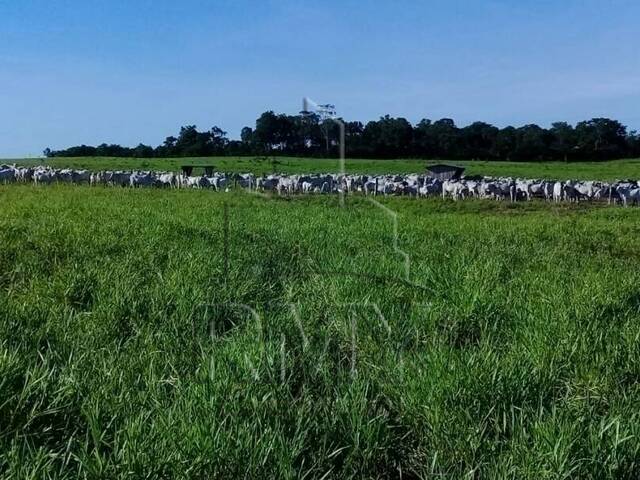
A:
157,172,177,188
442,180,458,200
617,186,640,207
183,176,207,189
277,177,296,195
553,182,563,203
16,167,33,183
574,181,597,201
90,172,104,186
418,181,441,197
528,181,546,200
130,172,155,188
301,181,313,194
33,169,54,185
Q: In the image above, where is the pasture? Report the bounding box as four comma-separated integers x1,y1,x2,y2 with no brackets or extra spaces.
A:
1,185,640,478
12,156,640,180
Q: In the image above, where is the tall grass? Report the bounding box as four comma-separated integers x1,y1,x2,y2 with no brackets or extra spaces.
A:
1,185,640,478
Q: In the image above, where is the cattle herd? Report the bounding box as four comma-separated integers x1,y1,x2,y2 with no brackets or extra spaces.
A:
2,164,640,206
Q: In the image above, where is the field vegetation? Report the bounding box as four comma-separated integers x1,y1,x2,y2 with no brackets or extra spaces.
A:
2,185,640,478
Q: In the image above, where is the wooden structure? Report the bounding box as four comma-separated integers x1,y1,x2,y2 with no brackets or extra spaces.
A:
426,164,465,181
181,165,216,176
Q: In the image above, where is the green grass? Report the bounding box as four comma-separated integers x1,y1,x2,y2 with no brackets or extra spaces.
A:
2,186,640,478
9,156,640,180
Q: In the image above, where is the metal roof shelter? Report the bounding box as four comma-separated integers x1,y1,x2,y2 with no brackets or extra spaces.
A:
181,165,216,177
426,164,465,181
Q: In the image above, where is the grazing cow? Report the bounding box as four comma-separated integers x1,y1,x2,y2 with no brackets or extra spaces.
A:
108,171,131,187
364,180,377,196
6,166,640,210
497,181,512,201
301,181,313,194
528,181,546,200
217,175,230,190
418,180,441,197
235,173,255,189
380,181,396,196
442,180,470,201
351,175,367,193
457,183,470,200
90,172,104,186
341,175,354,194
0,166,16,183
563,182,580,203
256,176,279,192
16,167,33,183
33,169,54,185
509,180,517,203
515,180,531,201
130,172,155,188
574,181,598,201
183,176,207,189
617,186,640,207
442,180,458,200
277,177,296,195
553,182,563,203
157,172,177,188
72,170,91,184
479,181,496,199
57,169,74,183
205,175,228,191
297,175,332,193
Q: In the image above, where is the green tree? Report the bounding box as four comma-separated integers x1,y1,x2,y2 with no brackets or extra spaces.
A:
575,118,627,160
550,122,576,161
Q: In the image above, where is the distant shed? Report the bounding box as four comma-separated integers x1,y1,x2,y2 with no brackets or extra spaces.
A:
181,165,216,177
426,164,465,181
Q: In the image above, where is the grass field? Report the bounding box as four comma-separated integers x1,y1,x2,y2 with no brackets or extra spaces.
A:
9,156,640,180
1,185,640,478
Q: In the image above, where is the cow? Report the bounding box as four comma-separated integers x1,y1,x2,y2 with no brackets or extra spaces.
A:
0,166,16,183
563,182,580,203
553,182,563,203
157,172,177,188
130,172,155,188
617,186,640,207
33,169,54,185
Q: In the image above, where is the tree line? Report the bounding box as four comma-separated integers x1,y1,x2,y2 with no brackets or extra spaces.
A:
45,112,640,161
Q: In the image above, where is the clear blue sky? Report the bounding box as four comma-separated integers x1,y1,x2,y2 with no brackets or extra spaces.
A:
1,0,639,157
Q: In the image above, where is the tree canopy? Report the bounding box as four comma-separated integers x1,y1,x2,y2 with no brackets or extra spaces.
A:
46,113,640,161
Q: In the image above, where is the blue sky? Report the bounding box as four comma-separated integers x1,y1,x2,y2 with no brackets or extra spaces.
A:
1,0,639,157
